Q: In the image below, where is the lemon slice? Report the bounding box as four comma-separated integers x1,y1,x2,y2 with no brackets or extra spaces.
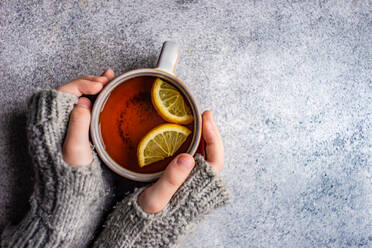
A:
137,123,192,167
151,78,194,124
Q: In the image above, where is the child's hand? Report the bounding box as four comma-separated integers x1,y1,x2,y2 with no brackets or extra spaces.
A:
138,110,224,213
58,69,115,166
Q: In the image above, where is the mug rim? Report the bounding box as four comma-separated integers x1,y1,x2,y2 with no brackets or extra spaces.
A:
90,68,202,182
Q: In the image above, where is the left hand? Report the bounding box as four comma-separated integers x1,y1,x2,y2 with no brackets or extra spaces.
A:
138,110,225,213
57,69,115,166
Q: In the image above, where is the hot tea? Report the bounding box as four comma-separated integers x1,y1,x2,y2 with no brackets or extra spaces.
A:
99,76,193,174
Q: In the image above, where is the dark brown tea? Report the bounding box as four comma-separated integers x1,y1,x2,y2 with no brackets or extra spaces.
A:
99,76,193,174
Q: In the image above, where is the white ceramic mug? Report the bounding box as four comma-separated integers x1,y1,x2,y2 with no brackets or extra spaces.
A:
90,41,202,182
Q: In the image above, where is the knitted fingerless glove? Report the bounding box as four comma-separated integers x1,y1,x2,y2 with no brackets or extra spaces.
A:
93,154,230,248
1,90,107,248
1,90,230,248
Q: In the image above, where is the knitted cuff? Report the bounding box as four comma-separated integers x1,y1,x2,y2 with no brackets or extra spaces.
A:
1,90,108,248
27,89,78,128
169,154,231,212
32,154,107,222
94,154,230,248
25,89,105,209
1,156,107,248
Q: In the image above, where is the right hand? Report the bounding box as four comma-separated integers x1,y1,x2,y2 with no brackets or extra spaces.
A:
138,110,225,213
58,69,115,166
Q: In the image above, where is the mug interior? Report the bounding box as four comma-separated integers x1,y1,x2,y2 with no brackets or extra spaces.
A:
90,68,202,182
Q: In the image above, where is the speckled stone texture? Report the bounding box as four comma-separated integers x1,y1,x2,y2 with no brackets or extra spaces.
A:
0,0,371,247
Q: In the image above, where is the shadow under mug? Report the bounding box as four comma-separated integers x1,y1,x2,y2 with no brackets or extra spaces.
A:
90,41,202,182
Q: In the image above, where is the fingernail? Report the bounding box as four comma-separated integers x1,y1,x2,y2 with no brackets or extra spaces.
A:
102,68,112,76
76,98,91,109
176,154,193,169
101,69,108,75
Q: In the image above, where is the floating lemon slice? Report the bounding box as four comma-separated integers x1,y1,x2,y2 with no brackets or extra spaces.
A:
137,123,191,167
151,78,194,124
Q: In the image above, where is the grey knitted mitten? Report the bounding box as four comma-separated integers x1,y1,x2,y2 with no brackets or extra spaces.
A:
93,154,230,248
1,90,107,248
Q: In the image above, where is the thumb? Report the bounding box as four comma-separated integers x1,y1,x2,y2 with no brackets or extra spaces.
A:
63,97,93,167
139,153,195,213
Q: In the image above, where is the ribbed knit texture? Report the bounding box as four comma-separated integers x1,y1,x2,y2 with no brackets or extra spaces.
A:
1,90,107,248
93,154,230,248
1,89,230,248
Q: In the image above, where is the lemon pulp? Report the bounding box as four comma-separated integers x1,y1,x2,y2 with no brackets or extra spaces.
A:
151,78,194,124
137,123,191,167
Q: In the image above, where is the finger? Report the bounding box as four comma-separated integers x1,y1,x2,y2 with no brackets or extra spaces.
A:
77,80,104,95
79,75,109,84
101,68,115,82
138,154,195,213
57,69,115,96
57,79,103,97
202,110,224,173
196,136,206,158
63,97,93,167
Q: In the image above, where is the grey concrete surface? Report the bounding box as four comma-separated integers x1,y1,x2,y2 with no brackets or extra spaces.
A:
0,0,371,247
